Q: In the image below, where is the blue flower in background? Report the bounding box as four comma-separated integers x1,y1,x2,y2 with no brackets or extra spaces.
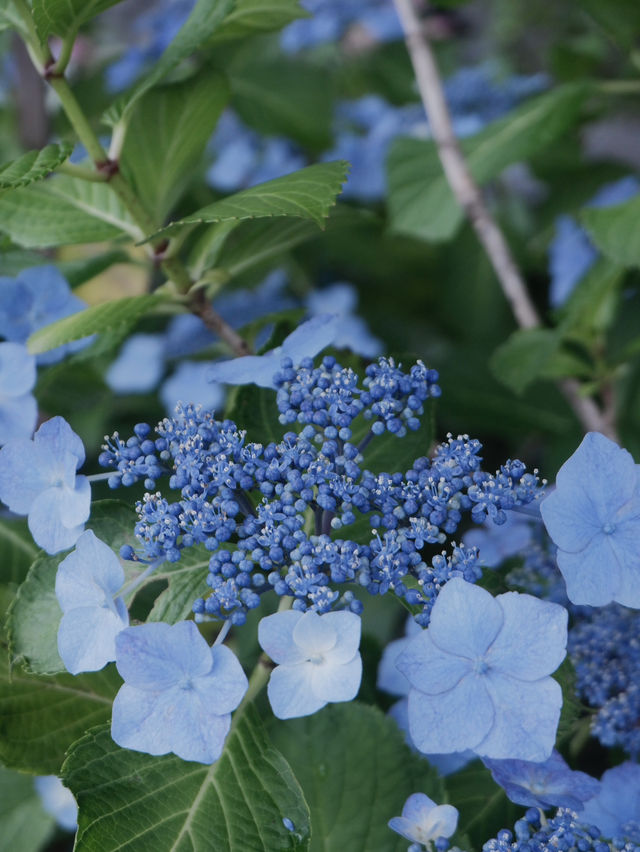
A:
0,416,90,553
0,266,89,365
483,750,600,811
462,513,533,569
0,342,37,444
581,762,640,843
105,333,166,395
280,0,403,52
549,176,640,307
397,577,567,761
259,609,362,719
388,793,458,847
540,431,640,608
306,282,382,357
55,530,129,674
34,776,78,832
112,621,248,763
160,361,225,414
208,314,339,388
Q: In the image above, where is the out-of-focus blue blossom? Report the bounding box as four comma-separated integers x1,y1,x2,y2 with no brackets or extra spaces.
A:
259,609,362,719
306,282,383,358
462,513,533,568
0,342,37,444
0,266,89,365
280,0,403,52
397,578,567,761
0,416,90,553
483,751,599,811
160,362,225,414
111,620,248,763
33,776,78,832
540,431,640,608
55,530,129,674
581,762,640,843
208,314,339,388
388,793,458,847
549,176,640,307
105,333,166,395
569,605,640,758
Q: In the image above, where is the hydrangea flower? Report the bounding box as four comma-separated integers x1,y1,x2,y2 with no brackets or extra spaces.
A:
55,530,129,674
160,362,225,414
0,265,88,364
208,314,339,388
306,282,382,358
483,750,600,811
388,793,458,847
33,776,78,832
111,621,248,763
540,432,640,607
258,609,362,719
0,416,90,553
462,514,533,569
396,578,567,761
0,342,37,444
580,762,640,842
105,333,166,394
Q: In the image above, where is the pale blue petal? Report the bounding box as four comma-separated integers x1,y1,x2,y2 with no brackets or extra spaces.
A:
581,762,640,839
111,684,177,756
166,697,231,763
35,416,85,468
33,776,77,831
207,353,281,389
540,485,602,552
310,654,362,702
397,631,470,695
401,792,436,821
106,333,166,394
58,605,128,673
557,543,621,606
0,438,46,513
477,674,562,761
258,610,307,665
267,664,326,719
281,314,339,363
488,592,567,681
428,578,503,659
292,610,337,655
388,816,423,844
322,611,361,664
307,283,357,317
407,675,494,754
0,342,36,396
0,393,37,443
28,488,88,554
192,645,247,715
55,530,124,611
377,636,412,696
160,362,225,414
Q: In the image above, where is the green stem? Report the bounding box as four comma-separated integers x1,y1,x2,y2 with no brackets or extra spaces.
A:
56,161,108,182
598,79,640,94
52,30,77,76
11,0,49,69
48,77,108,164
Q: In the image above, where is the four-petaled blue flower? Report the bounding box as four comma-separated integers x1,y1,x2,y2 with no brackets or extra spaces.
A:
111,621,248,763
258,609,362,719
388,793,458,846
0,342,37,444
581,762,640,842
55,530,129,674
540,432,640,607
0,416,91,553
396,577,567,761
208,314,339,389
483,750,600,811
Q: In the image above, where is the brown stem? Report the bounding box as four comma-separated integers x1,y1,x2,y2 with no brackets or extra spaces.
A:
190,289,251,357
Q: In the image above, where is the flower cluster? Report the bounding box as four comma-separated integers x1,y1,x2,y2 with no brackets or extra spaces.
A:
100,354,543,627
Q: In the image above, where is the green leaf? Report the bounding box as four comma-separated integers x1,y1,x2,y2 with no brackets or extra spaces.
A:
0,520,38,587
0,142,73,190
148,546,210,624
217,217,320,277
228,383,283,444
0,176,141,248
0,766,55,852
103,0,234,127
0,2,32,38
271,702,444,852
7,501,138,675
577,0,640,49
580,195,640,268
32,0,126,39
63,710,310,851
27,293,166,355
148,161,349,240
387,84,588,243
122,69,229,222
556,258,625,337
490,328,561,394
211,0,305,41
0,652,120,774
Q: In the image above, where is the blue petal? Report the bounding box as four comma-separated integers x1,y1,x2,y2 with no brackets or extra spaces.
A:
259,610,307,665
428,578,503,659
58,605,128,674
377,636,412,696
310,654,362,702
0,342,36,396
0,438,47,513
28,481,91,554
160,362,225,414
106,333,166,394
192,645,248,715
55,530,125,611
111,684,180,757
321,611,361,664
281,314,339,363
35,416,85,469
557,541,622,606
397,631,470,694
208,353,281,389
0,394,37,444
581,762,640,839
267,664,326,719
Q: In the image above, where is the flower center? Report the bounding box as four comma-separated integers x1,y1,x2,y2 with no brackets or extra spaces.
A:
602,522,616,535
309,653,325,665
474,657,489,675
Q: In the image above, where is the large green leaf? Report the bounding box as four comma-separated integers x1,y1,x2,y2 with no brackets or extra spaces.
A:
387,84,588,243
63,710,310,851
103,0,234,127
0,652,120,774
0,2,32,38
211,0,305,41
7,501,138,676
577,0,640,48
149,161,348,240
0,176,140,248
27,293,166,355
32,0,126,39
489,328,562,395
122,70,229,222
0,142,73,190
580,195,640,269
0,767,55,852
271,702,445,852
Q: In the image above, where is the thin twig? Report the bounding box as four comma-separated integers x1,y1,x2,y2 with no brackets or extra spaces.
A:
190,289,251,356
393,0,617,440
